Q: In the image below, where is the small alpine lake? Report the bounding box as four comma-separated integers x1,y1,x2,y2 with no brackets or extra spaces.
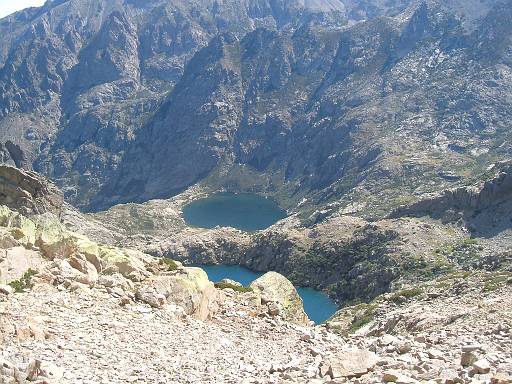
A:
182,192,287,231
199,265,338,324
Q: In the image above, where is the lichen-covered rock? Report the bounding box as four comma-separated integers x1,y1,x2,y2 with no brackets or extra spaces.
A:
250,271,309,324
100,247,152,282
136,267,221,320
0,206,37,246
0,247,43,284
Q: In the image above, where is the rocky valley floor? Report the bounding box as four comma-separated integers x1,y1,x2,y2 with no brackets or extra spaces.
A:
1,276,511,384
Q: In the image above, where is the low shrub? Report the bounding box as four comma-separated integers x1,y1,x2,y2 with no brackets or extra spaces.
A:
160,258,179,272
214,282,253,293
9,269,37,293
389,287,423,303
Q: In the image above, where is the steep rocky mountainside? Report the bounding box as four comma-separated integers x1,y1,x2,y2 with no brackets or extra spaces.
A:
1,0,510,216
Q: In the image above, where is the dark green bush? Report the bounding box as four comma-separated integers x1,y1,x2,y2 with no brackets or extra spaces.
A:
9,269,37,293
160,258,179,272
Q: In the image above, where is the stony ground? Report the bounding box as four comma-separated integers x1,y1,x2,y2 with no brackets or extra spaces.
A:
1,278,511,384
1,284,342,384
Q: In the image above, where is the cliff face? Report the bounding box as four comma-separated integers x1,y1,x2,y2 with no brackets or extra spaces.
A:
1,0,511,215
0,165,64,216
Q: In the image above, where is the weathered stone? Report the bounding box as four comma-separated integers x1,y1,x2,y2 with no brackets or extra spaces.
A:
100,247,151,282
326,349,378,379
0,247,43,284
491,372,512,384
472,359,491,374
136,268,220,320
250,272,309,325
379,334,398,346
25,359,41,381
267,302,280,316
461,344,482,353
398,341,412,354
383,370,400,382
437,368,461,384
135,286,167,308
0,284,14,295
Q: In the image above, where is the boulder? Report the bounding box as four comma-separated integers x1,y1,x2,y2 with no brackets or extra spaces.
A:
136,267,220,320
0,206,37,246
50,258,98,286
324,349,379,379
33,214,74,259
136,285,167,308
249,271,309,324
461,351,477,367
0,228,19,248
0,247,43,284
67,254,99,284
100,247,151,282
97,273,134,292
472,359,491,374
383,370,400,382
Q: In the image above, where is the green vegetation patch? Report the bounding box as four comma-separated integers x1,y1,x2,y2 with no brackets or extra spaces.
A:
482,273,512,292
160,258,179,272
214,282,253,293
389,287,424,303
9,269,38,293
349,303,379,333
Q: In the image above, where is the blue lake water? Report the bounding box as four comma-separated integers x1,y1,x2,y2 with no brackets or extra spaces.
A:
199,265,338,324
182,193,287,231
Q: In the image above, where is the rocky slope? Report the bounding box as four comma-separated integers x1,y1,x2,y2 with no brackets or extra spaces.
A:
1,0,511,217
1,202,511,384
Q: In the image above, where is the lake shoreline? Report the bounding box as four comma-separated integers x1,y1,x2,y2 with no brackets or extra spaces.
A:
182,192,288,232
195,264,339,324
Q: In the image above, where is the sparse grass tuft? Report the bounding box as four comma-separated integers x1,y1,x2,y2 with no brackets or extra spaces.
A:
214,282,253,293
160,258,179,272
389,287,423,303
482,274,512,292
349,303,378,332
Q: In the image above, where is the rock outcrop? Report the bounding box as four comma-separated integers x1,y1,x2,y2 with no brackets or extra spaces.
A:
0,165,64,216
0,204,225,321
390,162,512,223
250,272,309,325
136,268,221,320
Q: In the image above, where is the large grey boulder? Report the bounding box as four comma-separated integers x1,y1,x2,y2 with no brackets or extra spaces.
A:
250,271,309,324
322,349,379,379
0,247,43,285
136,267,221,320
